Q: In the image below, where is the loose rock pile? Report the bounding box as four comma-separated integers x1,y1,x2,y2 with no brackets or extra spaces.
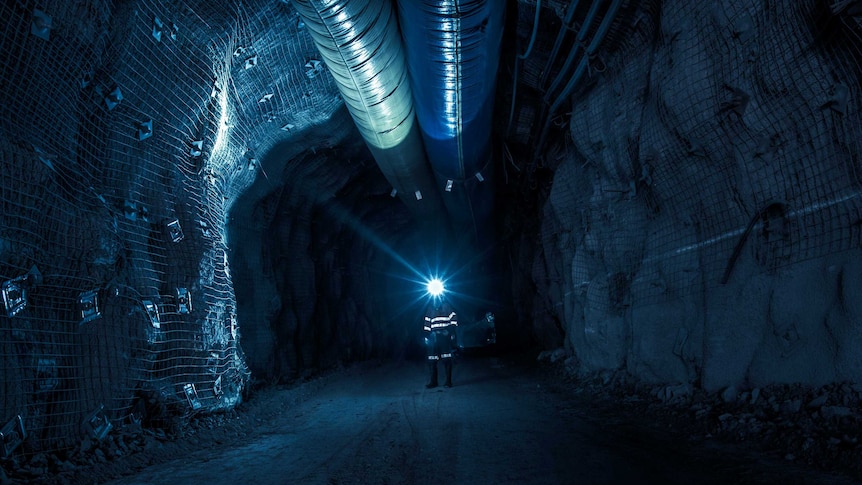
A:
538,349,862,481
1,368,336,484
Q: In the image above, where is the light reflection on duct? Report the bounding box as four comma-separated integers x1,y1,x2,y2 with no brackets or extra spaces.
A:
440,13,462,165
291,0,412,149
397,0,504,247
292,0,443,220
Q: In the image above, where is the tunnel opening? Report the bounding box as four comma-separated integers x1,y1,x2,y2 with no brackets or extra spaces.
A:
225,109,523,384
225,111,426,383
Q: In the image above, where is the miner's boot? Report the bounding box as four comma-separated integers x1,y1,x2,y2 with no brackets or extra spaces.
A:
443,359,453,388
425,360,438,388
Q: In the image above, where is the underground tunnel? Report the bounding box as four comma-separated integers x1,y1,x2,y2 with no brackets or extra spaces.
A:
3,0,862,483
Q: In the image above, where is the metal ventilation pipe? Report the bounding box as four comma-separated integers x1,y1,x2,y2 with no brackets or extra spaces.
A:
291,0,444,221
396,0,505,250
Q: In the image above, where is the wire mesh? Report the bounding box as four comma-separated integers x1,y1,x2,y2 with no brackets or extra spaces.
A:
537,0,862,316
0,0,342,457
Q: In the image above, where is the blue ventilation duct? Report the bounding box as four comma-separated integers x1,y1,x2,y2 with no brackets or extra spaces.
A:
397,0,505,248
291,0,445,223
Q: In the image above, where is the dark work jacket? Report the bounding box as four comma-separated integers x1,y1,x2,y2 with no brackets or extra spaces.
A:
424,302,457,356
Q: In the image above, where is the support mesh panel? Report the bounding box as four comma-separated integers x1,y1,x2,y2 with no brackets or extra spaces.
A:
0,0,342,454
537,1,862,312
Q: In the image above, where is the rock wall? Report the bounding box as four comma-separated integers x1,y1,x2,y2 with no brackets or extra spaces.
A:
525,0,862,392
0,0,354,454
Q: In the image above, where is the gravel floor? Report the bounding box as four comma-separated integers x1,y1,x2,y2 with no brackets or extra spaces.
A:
7,352,862,485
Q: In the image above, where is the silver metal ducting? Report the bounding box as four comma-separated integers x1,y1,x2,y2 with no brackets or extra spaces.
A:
291,0,444,220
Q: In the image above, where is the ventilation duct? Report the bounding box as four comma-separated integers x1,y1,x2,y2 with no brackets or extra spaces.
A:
397,0,505,248
291,0,444,221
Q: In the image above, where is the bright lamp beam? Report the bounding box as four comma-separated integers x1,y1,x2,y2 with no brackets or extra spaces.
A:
426,278,445,296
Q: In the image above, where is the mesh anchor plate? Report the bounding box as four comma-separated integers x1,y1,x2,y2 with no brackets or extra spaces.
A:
189,140,203,157
104,86,122,110
167,219,184,242
82,405,112,441
305,59,324,78
78,289,101,325
2,277,27,317
183,383,202,410
152,16,164,41
0,415,26,458
176,287,191,314
142,300,160,329
136,119,153,141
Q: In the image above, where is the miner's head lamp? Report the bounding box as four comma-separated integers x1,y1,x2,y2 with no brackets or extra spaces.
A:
426,278,445,297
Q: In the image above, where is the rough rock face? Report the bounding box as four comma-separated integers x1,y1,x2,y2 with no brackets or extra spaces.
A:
522,0,862,391
0,0,412,455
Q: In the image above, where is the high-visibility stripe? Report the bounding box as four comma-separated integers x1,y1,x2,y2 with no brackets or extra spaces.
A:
433,322,457,327
423,326,431,331
441,353,453,358
424,316,432,322
427,355,439,360
427,313,456,321
427,322,457,327
431,316,450,323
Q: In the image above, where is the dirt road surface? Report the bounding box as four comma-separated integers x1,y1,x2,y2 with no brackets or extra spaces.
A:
97,355,857,485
